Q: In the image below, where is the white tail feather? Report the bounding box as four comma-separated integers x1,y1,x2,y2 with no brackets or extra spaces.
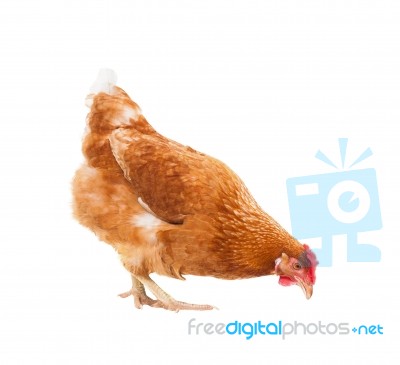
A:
90,68,117,94
85,69,117,107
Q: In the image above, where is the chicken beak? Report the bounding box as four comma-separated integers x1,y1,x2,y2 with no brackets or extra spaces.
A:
295,277,313,300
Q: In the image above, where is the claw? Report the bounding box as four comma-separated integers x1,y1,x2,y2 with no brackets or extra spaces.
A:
120,275,216,311
164,301,216,312
118,288,158,309
118,290,133,299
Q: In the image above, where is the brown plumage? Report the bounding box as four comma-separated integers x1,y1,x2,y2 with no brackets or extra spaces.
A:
72,70,317,311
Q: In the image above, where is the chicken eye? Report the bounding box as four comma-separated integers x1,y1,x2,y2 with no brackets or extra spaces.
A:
293,262,302,270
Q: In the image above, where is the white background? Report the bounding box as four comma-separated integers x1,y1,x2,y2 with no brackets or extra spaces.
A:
1,0,399,363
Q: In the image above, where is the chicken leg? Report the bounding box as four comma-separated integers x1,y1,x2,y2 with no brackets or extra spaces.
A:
120,274,215,311
118,276,158,309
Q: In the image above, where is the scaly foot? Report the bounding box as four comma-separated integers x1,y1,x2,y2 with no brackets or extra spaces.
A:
158,299,215,312
118,288,158,309
120,275,216,311
136,274,216,312
119,276,160,309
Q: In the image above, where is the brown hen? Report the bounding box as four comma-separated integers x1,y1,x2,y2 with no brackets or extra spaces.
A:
72,70,317,311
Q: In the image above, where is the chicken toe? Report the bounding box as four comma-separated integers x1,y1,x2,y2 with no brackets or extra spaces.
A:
119,276,158,309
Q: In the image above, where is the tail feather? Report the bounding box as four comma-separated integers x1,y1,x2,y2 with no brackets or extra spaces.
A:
85,68,117,108
90,68,117,94
84,69,146,131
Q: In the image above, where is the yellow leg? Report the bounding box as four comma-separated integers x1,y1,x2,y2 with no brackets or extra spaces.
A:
136,274,216,312
118,275,157,309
